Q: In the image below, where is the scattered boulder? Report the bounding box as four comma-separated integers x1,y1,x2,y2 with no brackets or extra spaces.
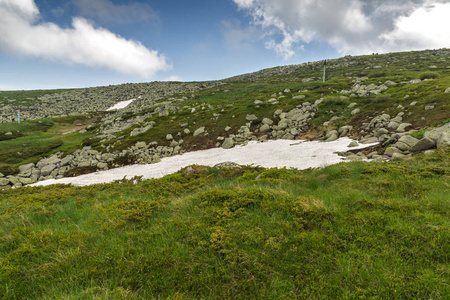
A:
193,127,206,137
246,114,258,121
394,135,419,151
221,138,234,149
411,137,436,152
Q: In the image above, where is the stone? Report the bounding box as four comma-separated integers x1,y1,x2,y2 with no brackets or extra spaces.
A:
351,108,361,116
348,102,357,108
445,87,450,93
225,126,232,132
339,125,353,137
391,153,407,161
325,130,339,142
5,131,12,136
40,164,57,177
409,79,421,84
184,129,190,134
396,123,412,133
424,150,435,156
170,141,179,147
61,155,74,166
19,163,35,176
260,124,271,133
135,141,146,148
262,118,273,125
387,121,400,130
97,162,108,169
425,105,435,111
347,141,359,147
395,135,419,151
221,138,234,149
166,134,173,140
410,101,417,106
384,147,403,157
437,132,450,148
18,177,33,185
246,114,258,121
193,127,206,137
254,100,263,105
293,95,306,100
0,178,10,186
411,137,436,152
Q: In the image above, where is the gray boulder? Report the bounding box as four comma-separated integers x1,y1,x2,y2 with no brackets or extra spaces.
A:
262,118,273,125
411,137,436,152
437,132,450,148
221,138,234,149
260,124,271,133
392,153,407,161
19,163,35,176
384,147,403,157
394,135,419,151
0,177,10,186
325,130,339,142
193,127,206,137
246,114,258,121
396,123,412,133
41,164,57,177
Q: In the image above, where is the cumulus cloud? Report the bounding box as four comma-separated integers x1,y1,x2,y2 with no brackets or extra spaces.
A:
233,0,450,58
0,0,170,77
222,20,261,50
73,0,159,25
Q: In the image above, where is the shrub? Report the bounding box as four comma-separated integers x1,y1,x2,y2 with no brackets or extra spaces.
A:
419,72,439,80
374,94,391,103
322,96,348,106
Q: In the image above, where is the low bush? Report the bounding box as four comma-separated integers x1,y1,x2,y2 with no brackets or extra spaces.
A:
419,72,439,80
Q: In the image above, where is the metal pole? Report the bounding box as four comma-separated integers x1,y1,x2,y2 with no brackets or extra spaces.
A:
323,60,327,83
18,109,20,124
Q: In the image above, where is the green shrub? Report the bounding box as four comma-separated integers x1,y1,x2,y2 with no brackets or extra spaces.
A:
419,72,439,80
374,94,391,103
322,95,348,106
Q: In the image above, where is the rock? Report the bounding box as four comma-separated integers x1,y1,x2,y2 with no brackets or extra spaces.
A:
260,124,271,133
351,108,361,116
396,123,412,133
387,121,400,130
246,114,258,121
339,125,353,137
254,100,263,105
184,129,190,134
225,126,232,132
425,105,435,111
18,177,33,185
411,137,436,152
61,155,74,166
347,141,359,147
410,101,417,106
409,79,421,84
391,153,407,161
395,135,419,151
325,130,339,142
445,87,450,93
262,118,273,125
221,137,234,149
437,132,450,148
5,131,12,136
166,134,173,140
97,162,108,169
384,147,403,157
348,102,357,108
424,150,435,156
193,127,206,137
40,164,57,177
0,178,10,186
293,95,306,100
135,141,146,148
19,163,35,176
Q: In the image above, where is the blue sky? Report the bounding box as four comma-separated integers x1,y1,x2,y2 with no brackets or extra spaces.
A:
1,0,450,90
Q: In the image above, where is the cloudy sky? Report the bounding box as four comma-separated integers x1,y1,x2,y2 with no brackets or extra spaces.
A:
1,0,450,90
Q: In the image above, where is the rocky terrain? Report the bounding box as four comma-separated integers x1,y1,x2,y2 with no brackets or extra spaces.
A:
1,48,450,189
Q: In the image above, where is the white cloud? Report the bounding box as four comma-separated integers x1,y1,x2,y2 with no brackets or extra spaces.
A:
222,20,260,50
233,0,450,58
0,0,170,77
73,0,159,24
378,2,450,52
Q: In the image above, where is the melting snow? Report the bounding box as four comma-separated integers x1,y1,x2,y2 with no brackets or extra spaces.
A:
106,99,136,111
30,138,378,187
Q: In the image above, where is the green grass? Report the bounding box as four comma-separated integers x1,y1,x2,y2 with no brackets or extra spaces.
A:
1,150,449,299
0,116,98,175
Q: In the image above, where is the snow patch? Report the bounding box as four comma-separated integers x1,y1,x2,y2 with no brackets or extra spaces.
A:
106,99,136,111
30,138,378,187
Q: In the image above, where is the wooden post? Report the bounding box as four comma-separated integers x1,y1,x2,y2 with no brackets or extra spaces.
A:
323,60,327,83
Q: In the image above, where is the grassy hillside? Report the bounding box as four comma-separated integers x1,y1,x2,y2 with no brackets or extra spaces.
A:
0,149,449,299
1,49,450,176
0,49,449,298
